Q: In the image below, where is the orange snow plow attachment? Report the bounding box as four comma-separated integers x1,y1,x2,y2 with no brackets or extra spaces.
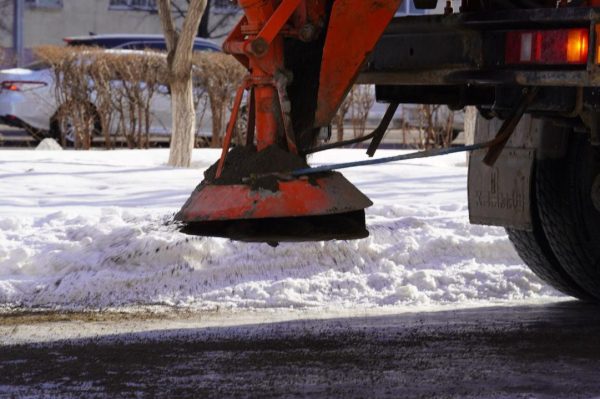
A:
176,0,401,242
177,172,372,242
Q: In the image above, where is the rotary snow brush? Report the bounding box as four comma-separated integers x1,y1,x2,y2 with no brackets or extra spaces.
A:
175,0,401,243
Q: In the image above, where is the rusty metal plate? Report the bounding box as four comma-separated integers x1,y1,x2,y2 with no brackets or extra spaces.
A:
468,148,534,230
176,172,373,222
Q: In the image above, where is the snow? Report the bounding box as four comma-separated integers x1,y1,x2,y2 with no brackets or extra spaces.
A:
0,148,564,310
35,138,63,151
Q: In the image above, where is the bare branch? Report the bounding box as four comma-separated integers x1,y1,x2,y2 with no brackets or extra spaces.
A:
208,12,236,35
173,0,207,72
171,1,188,19
157,0,178,55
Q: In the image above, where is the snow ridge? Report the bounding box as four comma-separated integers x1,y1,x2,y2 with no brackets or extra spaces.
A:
0,206,558,310
0,149,564,310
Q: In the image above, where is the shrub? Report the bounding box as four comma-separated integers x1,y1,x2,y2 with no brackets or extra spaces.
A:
35,46,98,149
192,52,246,148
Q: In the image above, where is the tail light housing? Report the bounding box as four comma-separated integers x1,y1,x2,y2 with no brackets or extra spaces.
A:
505,28,589,65
0,81,47,92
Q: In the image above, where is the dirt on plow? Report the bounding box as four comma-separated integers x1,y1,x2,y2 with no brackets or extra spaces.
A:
203,145,308,192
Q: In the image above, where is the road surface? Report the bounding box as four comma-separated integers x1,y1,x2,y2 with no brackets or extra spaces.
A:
1,301,600,398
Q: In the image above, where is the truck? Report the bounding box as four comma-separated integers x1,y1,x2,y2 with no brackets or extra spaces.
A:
176,0,600,301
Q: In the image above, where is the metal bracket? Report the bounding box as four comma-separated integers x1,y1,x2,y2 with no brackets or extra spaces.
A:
483,86,538,166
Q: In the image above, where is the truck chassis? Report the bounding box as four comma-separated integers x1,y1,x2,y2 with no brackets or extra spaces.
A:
360,6,600,299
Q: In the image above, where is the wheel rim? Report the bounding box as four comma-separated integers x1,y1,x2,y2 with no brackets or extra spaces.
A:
60,116,76,143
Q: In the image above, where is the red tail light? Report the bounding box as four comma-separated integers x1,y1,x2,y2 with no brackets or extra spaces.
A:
505,28,589,65
0,81,47,92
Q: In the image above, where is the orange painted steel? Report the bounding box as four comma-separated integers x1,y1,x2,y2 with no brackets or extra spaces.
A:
314,0,402,128
222,0,402,149
220,0,298,157
179,0,400,236
241,0,283,151
216,78,250,178
255,0,303,51
178,173,373,222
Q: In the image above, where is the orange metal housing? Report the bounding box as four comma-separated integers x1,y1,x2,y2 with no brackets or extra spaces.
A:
177,0,401,242
177,173,373,222
315,0,402,128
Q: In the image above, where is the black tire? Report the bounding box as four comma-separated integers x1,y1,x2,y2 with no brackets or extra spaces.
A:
536,132,600,300
48,114,68,146
506,166,592,300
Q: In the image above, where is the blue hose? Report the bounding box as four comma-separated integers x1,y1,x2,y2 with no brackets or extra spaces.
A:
291,143,487,176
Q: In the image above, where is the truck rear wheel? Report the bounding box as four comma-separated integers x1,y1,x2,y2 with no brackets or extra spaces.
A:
506,169,592,300
536,132,600,300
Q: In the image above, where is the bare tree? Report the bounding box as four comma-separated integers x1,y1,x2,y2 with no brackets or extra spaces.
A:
35,46,98,149
191,52,245,148
332,85,375,143
350,85,375,139
170,0,239,39
0,0,10,35
0,0,12,66
158,0,207,167
334,93,352,142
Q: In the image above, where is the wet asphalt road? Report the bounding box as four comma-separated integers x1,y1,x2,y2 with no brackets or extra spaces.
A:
1,301,600,398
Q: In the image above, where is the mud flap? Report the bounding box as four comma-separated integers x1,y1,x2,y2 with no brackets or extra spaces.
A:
468,115,538,230
468,148,534,230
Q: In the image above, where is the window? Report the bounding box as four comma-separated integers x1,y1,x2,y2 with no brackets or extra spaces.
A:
395,0,426,16
25,0,63,8
213,0,239,14
109,0,157,11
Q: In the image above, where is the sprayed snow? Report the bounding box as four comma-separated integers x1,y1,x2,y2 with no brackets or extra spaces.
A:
0,148,564,310
35,138,63,151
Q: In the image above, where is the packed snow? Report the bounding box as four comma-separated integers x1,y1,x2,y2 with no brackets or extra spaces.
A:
35,138,63,151
0,148,564,310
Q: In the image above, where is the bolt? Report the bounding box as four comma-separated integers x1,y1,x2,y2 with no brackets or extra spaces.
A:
250,38,269,56
299,24,317,42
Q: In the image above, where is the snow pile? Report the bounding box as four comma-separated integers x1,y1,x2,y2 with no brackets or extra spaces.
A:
35,138,63,151
0,149,564,310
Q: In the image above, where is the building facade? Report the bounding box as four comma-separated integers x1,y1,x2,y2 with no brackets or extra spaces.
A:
0,0,240,65
0,0,449,67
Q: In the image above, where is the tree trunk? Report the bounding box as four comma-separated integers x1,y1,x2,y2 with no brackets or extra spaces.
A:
335,113,344,142
158,0,207,168
209,93,226,148
463,105,477,163
169,79,196,167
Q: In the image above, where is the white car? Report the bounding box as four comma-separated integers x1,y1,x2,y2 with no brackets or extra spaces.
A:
0,50,213,144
